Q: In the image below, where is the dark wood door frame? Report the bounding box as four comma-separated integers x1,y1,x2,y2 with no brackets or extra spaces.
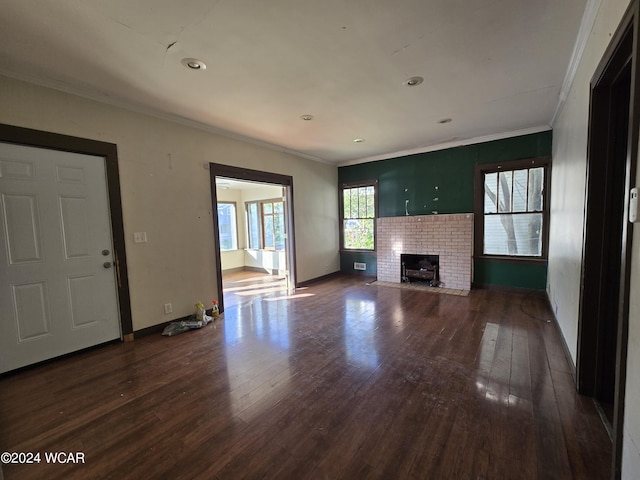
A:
0,123,134,338
578,2,640,477
209,163,296,314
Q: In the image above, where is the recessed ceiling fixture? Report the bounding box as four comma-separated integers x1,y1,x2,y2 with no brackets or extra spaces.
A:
300,114,314,121
354,138,365,143
437,118,453,124
404,76,424,87
181,58,207,70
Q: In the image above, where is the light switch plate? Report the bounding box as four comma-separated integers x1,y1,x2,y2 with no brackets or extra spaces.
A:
630,188,638,223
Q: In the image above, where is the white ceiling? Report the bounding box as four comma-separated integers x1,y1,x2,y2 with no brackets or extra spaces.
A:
0,0,587,165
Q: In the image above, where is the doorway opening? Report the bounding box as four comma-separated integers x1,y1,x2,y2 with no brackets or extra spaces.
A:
209,164,296,313
578,4,639,477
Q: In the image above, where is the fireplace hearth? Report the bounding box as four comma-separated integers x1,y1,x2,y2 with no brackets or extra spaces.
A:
401,254,440,287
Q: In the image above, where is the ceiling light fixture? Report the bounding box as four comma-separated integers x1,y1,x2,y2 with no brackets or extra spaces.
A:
300,114,314,121
182,58,207,70
404,76,424,87
437,118,453,124
354,138,365,143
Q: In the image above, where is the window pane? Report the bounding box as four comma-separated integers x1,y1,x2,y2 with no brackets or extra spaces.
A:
217,203,237,251
275,210,285,250
528,167,544,211
358,187,368,218
343,190,351,218
274,201,283,213
344,219,374,250
247,203,260,249
498,171,513,213
264,215,274,248
484,172,498,213
263,202,273,214
484,213,543,256
513,169,528,212
366,186,375,218
350,189,358,219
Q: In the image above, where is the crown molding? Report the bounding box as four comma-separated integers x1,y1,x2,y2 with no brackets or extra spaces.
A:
551,0,602,126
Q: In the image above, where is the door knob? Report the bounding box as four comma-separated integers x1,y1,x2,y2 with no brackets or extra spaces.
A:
103,262,113,269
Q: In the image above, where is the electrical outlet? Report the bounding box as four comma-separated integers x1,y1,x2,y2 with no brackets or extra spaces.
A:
164,303,172,315
134,232,148,243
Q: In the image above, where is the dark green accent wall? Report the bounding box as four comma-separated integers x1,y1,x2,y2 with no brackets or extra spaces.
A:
341,145,478,216
340,251,377,277
338,131,552,289
474,259,548,290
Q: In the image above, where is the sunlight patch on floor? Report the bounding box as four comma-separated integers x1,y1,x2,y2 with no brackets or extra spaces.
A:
224,281,286,293
263,293,315,302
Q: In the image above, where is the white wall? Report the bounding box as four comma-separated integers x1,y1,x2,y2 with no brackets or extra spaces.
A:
216,187,245,271
548,0,640,477
0,75,339,330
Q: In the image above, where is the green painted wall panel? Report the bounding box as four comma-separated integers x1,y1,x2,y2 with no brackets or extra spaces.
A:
473,259,548,290
411,147,476,215
378,158,416,217
340,251,377,276
477,131,552,164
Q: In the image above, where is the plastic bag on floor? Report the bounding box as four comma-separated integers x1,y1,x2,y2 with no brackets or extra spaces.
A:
161,317,204,336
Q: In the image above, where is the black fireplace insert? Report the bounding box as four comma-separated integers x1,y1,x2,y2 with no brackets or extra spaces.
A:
401,254,440,287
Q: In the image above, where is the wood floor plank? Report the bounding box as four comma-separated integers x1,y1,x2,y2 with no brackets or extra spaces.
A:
0,273,612,479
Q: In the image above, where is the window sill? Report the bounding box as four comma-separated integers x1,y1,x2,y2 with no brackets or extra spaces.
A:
475,255,547,264
340,249,377,254
246,248,286,252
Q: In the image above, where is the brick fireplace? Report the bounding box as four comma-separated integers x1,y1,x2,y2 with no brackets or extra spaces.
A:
377,214,473,291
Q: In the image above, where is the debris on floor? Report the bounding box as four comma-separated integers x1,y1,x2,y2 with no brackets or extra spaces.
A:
161,313,214,336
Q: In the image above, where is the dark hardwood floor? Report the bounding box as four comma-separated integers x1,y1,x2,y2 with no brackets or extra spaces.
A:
0,274,611,479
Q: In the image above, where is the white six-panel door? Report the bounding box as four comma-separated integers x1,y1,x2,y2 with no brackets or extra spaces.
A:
0,143,121,373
